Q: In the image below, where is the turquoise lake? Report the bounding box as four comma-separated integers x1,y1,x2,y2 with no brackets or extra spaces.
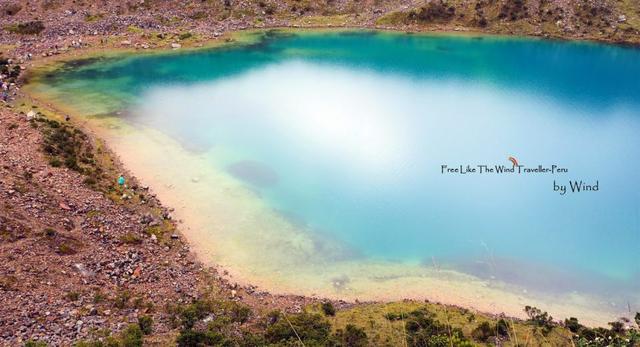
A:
34,31,640,323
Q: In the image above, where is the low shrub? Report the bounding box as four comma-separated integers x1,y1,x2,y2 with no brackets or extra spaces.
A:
114,290,131,309
138,315,153,335
402,308,472,347
334,324,368,347
471,321,493,342
120,232,142,244
496,318,510,337
409,1,455,23
567,316,640,346
265,312,331,345
178,32,193,40
66,291,80,301
57,242,77,255
498,0,528,21
179,300,214,329
321,301,336,316
5,21,45,35
228,302,251,324
44,228,56,237
524,306,554,335
120,324,143,347
176,330,227,347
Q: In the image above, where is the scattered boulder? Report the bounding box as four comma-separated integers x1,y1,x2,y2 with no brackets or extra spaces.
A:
26,110,38,121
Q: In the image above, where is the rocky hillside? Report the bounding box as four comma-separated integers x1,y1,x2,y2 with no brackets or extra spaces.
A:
1,0,639,50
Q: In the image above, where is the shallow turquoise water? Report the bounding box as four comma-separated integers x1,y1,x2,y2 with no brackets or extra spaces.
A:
37,31,640,312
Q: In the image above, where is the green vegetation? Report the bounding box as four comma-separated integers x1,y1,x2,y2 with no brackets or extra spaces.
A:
499,0,528,21
0,56,21,83
178,32,193,40
564,316,640,346
127,25,144,34
409,0,457,23
334,324,368,347
5,21,45,35
321,301,336,316
84,13,104,22
114,290,131,309
24,340,47,347
265,311,333,345
75,323,144,347
35,117,122,192
524,305,554,335
93,291,106,304
119,232,142,245
387,307,473,346
137,315,153,335
120,324,143,347
57,241,78,255
188,11,208,20
66,291,81,302
39,118,97,174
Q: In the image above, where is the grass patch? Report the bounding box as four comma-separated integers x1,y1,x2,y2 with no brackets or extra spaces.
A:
66,291,80,301
376,11,410,26
114,290,131,309
127,25,144,34
84,13,104,22
120,232,142,245
57,242,77,255
322,301,577,346
5,21,45,35
178,32,193,41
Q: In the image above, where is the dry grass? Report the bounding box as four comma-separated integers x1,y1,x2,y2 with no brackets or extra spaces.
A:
308,301,574,346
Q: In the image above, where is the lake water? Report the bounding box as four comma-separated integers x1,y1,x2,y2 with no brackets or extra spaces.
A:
32,30,640,324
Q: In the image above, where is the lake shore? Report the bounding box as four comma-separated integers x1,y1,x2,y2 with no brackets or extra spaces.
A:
20,33,629,328
2,2,640,344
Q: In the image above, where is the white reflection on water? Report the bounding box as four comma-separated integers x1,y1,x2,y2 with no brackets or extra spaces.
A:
128,61,639,311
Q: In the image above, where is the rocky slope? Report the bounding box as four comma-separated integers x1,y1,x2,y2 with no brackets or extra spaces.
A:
0,0,639,59
0,104,322,346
